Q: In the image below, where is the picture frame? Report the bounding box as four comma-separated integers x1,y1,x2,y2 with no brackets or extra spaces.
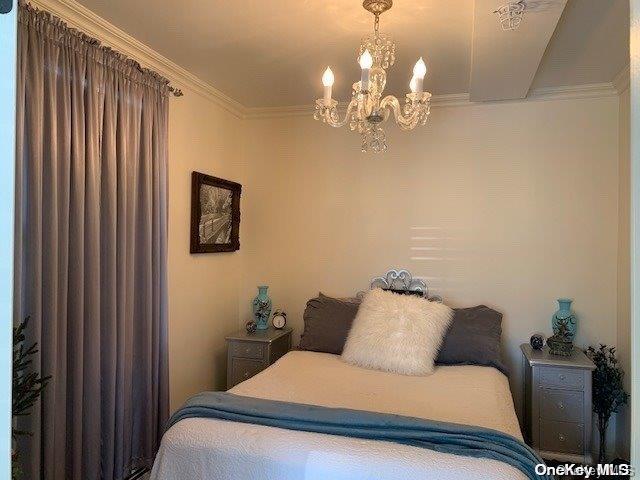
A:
190,171,241,253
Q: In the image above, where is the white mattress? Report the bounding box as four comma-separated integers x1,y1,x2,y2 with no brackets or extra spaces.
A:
151,351,526,480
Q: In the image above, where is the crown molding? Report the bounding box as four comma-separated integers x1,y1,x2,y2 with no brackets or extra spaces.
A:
431,93,473,108
613,64,630,94
526,82,619,101
243,83,620,120
27,0,247,118
244,93,474,120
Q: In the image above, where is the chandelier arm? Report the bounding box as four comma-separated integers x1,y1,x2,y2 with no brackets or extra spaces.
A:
337,98,360,128
319,98,358,128
380,95,421,130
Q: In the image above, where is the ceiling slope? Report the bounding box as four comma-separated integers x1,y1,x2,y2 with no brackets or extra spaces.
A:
470,0,567,102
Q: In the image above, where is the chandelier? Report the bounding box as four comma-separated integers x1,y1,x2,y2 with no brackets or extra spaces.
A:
313,0,431,153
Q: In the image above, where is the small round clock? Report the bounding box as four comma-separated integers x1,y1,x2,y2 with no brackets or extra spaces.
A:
272,310,287,329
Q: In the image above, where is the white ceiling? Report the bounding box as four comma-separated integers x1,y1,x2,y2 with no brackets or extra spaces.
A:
75,0,629,108
470,0,569,101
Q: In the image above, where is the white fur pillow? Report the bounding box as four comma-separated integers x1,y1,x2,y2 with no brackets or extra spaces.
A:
341,289,453,375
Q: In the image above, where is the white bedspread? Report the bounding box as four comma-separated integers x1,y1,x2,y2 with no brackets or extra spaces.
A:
151,351,526,480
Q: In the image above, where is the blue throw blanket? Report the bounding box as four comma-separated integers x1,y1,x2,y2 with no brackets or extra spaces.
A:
167,392,550,480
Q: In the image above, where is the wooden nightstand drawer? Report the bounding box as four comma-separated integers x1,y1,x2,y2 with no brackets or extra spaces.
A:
231,341,265,360
230,358,266,385
540,420,584,454
540,367,584,390
541,389,583,423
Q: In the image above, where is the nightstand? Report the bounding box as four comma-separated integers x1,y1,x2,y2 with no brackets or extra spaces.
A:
521,344,595,464
226,327,292,389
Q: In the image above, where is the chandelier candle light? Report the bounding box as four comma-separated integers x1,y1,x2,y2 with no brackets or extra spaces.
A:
314,0,431,153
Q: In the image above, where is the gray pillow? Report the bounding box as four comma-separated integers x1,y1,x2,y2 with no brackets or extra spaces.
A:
298,293,360,354
436,305,507,375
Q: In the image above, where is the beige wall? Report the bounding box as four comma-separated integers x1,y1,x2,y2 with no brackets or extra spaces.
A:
241,96,621,421
167,89,632,454
167,92,246,411
617,86,631,459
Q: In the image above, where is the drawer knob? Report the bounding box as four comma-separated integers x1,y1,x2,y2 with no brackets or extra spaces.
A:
559,374,566,381
558,401,565,410
558,433,566,442
245,347,251,353
244,371,249,378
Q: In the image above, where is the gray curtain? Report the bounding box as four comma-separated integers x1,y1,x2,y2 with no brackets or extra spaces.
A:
14,3,169,479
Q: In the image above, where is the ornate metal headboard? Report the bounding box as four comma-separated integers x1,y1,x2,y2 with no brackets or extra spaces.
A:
367,269,442,302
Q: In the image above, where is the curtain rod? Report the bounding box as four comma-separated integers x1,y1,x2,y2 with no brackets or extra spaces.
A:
169,87,184,97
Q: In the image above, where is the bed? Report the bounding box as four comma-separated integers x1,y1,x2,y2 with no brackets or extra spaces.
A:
151,271,528,480
151,352,525,480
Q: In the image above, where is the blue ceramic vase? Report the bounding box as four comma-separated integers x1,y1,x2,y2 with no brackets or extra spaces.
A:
551,298,577,341
252,285,272,330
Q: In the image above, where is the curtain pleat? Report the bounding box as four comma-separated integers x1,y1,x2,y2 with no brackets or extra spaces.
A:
14,3,170,479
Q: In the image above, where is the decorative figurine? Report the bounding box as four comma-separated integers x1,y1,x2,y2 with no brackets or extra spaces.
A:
529,334,545,350
245,320,257,334
547,321,574,356
252,285,272,330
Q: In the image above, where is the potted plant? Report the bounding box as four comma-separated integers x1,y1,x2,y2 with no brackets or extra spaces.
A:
586,344,629,463
12,318,51,479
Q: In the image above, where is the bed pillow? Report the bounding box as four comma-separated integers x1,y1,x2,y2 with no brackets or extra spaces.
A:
298,293,360,354
436,305,507,374
341,288,453,375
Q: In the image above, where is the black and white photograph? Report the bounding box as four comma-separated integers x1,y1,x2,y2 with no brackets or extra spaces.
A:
190,172,241,253
199,184,232,244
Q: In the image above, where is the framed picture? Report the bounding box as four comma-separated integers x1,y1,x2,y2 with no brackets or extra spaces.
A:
190,171,241,253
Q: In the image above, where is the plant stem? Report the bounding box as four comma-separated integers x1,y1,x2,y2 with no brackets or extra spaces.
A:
599,417,608,464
